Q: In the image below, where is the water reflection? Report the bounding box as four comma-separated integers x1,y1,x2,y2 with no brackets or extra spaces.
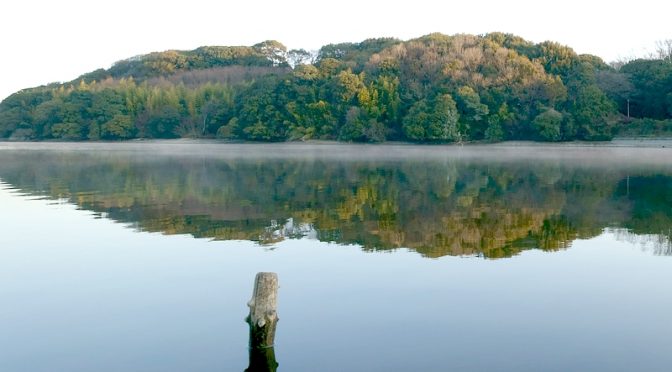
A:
0,142,671,258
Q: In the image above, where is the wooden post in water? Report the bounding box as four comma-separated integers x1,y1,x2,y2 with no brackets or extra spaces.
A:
245,272,279,372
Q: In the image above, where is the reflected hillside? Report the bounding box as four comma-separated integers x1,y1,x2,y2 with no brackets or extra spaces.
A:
1,143,671,258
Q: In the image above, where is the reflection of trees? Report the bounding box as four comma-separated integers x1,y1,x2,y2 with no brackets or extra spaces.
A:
0,151,671,258
614,175,672,241
612,229,672,256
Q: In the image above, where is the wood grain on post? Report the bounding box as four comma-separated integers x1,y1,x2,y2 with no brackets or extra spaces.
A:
247,272,279,349
246,272,279,372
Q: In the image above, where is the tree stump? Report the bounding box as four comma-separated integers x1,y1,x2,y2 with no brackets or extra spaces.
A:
245,272,279,372
246,346,278,372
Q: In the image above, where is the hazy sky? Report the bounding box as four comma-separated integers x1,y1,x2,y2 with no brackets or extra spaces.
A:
0,0,669,100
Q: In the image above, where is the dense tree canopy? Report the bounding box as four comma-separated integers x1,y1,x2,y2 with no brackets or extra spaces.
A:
2,34,671,142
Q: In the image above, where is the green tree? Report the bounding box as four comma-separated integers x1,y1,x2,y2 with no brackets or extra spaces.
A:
571,86,617,140
455,86,489,139
402,94,461,141
621,59,672,119
216,117,240,139
146,106,181,138
102,114,135,139
253,40,288,66
288,49,312,67
237,78,290,141
339,106,367,141
532,108,563,141
51,122,85,140
339,106,386,142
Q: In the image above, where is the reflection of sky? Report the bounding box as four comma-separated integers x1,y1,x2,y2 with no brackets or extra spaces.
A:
1,185,672,371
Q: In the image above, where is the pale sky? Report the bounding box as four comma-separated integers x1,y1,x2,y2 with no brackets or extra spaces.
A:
0,0,669,101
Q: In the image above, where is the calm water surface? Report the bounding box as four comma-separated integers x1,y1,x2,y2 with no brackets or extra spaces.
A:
0,141,671,371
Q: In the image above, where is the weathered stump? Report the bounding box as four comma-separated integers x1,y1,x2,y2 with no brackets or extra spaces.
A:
245,272,279,372
246,346,278,372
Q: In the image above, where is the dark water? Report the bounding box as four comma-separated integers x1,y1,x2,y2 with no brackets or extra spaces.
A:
0,141,671,371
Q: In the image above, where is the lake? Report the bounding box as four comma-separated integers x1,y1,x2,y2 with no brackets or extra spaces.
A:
1,141,671,372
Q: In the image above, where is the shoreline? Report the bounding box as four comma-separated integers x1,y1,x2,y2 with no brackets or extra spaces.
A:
1,137,672,148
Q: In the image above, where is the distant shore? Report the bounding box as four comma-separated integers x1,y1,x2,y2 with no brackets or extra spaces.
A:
2,137,672,148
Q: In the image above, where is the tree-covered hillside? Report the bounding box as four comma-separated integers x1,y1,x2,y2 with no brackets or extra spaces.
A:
1,33,671,142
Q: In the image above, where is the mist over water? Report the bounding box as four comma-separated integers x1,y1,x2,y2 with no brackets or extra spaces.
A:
2,139,672,162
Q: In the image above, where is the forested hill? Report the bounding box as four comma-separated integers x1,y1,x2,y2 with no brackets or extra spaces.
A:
1,33,671,142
